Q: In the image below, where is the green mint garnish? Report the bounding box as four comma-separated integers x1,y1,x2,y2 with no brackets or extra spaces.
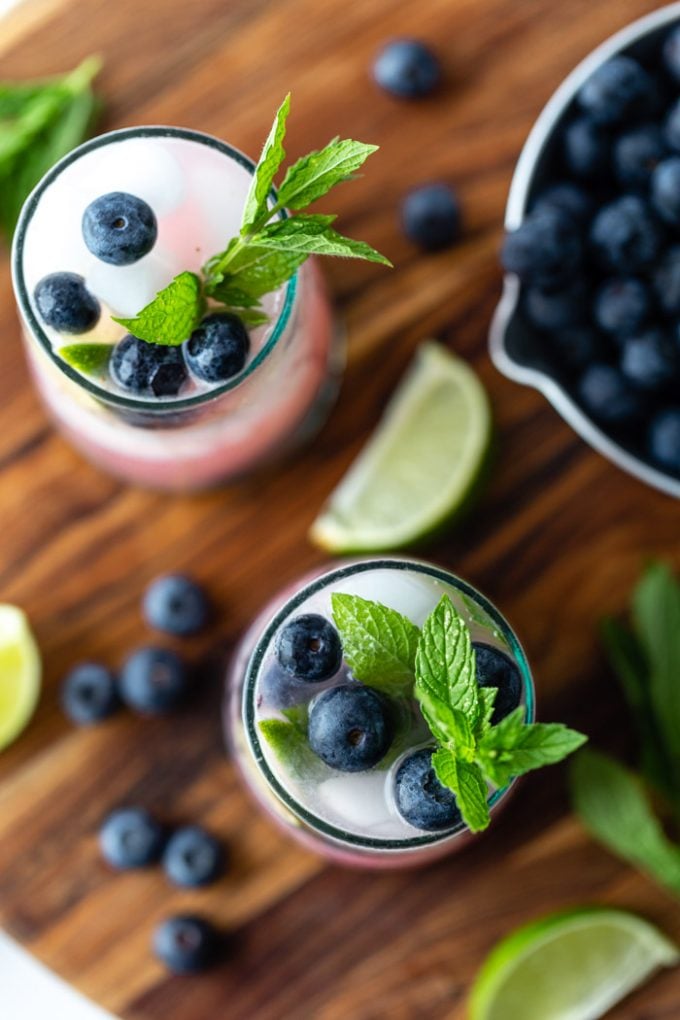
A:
115,94,390,345
431,749,490,833
59,342,114,375
0,56,102,240
258,704,319,774
112,271,204,347
330,593,419,698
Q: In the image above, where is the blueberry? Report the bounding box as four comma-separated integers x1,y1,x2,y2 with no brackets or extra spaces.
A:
82,192,157,266
372,39,441,99
400,183,461,251
61,663,120,726
153,915,221,974
99,807,165,869
394,748,462,831
593,277,650,337
531,182,595,225
276,614,342,682
119,647,189,715
307,684,393,772
501,209,582,289
577,56,656,125
162,826,225,888
524,279,588,332
621,330,679,392
651,157,680,226
664,98,680,152
649,407,680,473
590,196,663,273
143,574,209,637
663,26,680,83
578,363,646,425
110,334,187,396
473,643,522,725
550,326,607,374
183,313,249,383
653,245,680,315
563,117,609,179
33,272,100,334
613,124,666,190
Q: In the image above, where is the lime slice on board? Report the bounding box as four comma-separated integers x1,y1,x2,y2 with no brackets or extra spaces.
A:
310,342,492,553
469,907,679,1020
0,605,41,752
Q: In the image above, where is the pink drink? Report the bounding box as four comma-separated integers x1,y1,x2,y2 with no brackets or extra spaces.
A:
226,559,535,869
12,128,339,490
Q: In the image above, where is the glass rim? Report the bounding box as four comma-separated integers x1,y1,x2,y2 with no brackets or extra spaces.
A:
11,125,298,414
243,557,536,853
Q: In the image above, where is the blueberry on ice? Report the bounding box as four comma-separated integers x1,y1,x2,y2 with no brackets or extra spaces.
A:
34,272,100,334
276,614,342,682
82,192,157,266
473,642,522,725
110,334,187,396
394,748,462,831
307,684,393,772
184,313,249,383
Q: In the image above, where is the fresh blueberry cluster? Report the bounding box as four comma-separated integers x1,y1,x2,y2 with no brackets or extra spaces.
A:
32,191,251,398
267,613,522,833
501,38,680,478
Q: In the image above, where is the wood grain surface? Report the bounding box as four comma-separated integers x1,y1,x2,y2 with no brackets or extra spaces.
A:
0,0,679,1017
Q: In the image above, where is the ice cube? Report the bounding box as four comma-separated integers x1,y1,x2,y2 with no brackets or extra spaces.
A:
22,182,94,287
85,251,181,319
75,139,185,217
317,771,392,829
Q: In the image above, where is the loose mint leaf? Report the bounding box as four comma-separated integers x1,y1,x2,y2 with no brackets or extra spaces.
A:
259,704,319,775
277,138,379,210
431,748,490,832
478,709,586,787
241,93,290,234
415,595,479,741
331,593,419,698
281,703,308,732
59,342,113,375
257,215,392,265
570,749,680,897
113,271,204,346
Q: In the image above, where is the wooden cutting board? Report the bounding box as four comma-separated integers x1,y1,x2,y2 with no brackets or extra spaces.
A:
0,0,679,1016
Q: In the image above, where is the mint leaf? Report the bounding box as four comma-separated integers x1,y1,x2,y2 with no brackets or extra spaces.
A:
259,703,319,774
277,138,379,209
431,748,489,832
415,595,479,738
331,592,419,698
59,342,113,375
478,710,586,787
570,749,680,897
113,271,203,346
474,686,498,738
257,215,392,265
241,93,290,234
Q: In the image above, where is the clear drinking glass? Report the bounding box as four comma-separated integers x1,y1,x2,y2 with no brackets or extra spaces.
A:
226,558,535,869
11,127,340,491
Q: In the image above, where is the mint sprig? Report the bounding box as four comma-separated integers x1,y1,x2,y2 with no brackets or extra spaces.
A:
114,94,390,346
330,593,419,698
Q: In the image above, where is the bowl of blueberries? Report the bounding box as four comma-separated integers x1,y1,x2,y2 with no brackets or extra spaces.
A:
491,2,680,497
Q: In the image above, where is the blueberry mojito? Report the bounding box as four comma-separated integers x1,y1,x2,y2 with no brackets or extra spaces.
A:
12,97,389,490
227,559,584,867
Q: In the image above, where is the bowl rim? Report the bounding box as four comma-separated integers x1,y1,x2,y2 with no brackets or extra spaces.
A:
489,1,680,499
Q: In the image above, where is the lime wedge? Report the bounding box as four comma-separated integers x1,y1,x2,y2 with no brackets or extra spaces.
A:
310,342,492,552
0,605,41,752
469,907,679,1020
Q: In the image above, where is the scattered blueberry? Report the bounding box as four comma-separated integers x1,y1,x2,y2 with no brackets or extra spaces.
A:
110,334,187,396
400,183,461,251
61,663,120,726
620,330,679,392
578,56,656,125
524,279,588,332
153,915,221,974
663,25,680,83
563,117,609,179
651,156,680,226
473,643,522,725
550,326,607,374
143,574,210,637
183,313,249,383
589,195,662,273
372,39,441,99
119,647,189,715
162,826,224,888
34,272,100,334
613,123,666,189
648,407,680,473
276,614,342,682
307,684,393,772
592,277,650,337
99,807,165,869
501,209,582,289
578,363,645,425
653,245,680,315
82,192,157,266
531,182,595,225
664,98,680,151
394,747,462,831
